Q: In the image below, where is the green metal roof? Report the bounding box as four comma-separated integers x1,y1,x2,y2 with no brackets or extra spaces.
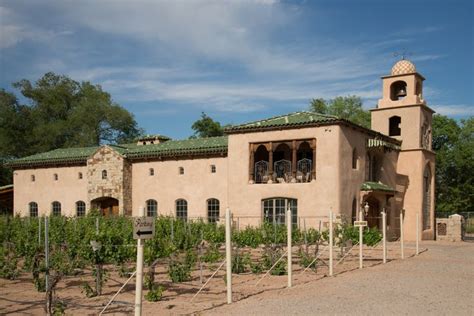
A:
7,136,228,168
361,181,396,192
126,136,228,159
226,111,339,132
9,146,99,167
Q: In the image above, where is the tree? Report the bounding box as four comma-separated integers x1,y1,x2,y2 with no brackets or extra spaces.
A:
190,112,225,138
309,95,371,128
0,73,144,185
432,115,473,213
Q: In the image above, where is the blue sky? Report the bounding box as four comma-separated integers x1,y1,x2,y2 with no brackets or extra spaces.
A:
1,0,473,139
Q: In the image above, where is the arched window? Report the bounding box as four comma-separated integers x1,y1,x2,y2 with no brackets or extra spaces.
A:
210,165,216,173
29,202,38,217
179,167,184,175
53,173,58,181
52,201,61,216
422,166,432,230
146,199,158,217
390,80,407,101
102,170,107,179
207,198,220,223
78,172,83,179
352,148,358,169
389,116,401,136
176,199,187,221
149,168,154,176
76,201,86,217
262,198,297,225
31,175,35,182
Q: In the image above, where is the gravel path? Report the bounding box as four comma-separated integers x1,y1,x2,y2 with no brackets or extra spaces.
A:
205,241,474,316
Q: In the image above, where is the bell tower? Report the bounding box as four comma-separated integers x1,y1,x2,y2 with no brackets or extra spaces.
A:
371,60,436,240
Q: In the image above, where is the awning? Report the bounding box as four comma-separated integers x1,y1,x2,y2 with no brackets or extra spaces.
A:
361,181,396,193
367,138,401,151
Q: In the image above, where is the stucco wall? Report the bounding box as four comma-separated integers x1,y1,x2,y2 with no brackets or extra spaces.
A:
13,165,88,216
131,157,228,219
226,125,341,227
396,150,435,240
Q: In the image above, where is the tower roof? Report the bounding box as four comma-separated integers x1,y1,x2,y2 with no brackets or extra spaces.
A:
391,59,416,75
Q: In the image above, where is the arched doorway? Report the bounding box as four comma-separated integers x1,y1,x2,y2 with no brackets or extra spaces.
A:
91,197,119,216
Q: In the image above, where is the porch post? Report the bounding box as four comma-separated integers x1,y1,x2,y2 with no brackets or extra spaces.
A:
249,144,255,183
268,142,274,182
311,139,317,180
291,140,297,181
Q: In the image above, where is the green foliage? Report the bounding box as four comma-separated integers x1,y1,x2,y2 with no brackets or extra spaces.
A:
0,247,19,279
298,249,317,270
309,96,371,128
81,282,97,298
232,250,250,274
433,115,473,213
201,243,222,263
262,247,286,276
190,112,225,138
145,284,164,302
168,261,192,283
0,73,144,185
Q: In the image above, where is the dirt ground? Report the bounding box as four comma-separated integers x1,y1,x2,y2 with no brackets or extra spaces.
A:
207,241,474,316
1,242,471,315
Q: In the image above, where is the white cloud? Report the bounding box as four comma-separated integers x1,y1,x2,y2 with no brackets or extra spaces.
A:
432,104,474,116
0,1,437,115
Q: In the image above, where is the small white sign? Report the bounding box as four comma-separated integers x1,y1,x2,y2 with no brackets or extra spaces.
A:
133,217,155,239
354,220,368,227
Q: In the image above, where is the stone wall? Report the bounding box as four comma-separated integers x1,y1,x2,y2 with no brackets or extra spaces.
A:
87,146,130,215
436,214,464,241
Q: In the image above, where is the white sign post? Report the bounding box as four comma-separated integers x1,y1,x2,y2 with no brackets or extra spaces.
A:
134,206,155,316
287,208,292,287
225,208,232,304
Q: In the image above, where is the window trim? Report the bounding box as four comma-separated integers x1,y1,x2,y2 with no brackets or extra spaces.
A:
76,200,86,217
146,199,158,217
207,198,220,223
29,202,38,217
176,199,188,221
52,201,61,216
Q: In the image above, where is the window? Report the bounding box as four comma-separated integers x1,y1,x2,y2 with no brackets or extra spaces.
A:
176,199,188,221
207,198,220,223
76,201,86,217
352,148,358,169
53,173,58,181
210,165,216,173
52,201,61,216
389,116,401,136
423,166,432,230
78,172,83,179
149,168,154,176
146,199,158,217
179,167,184,175
29,202,38,217
102,170,107,179
262,198,297,225
31,175,35,182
